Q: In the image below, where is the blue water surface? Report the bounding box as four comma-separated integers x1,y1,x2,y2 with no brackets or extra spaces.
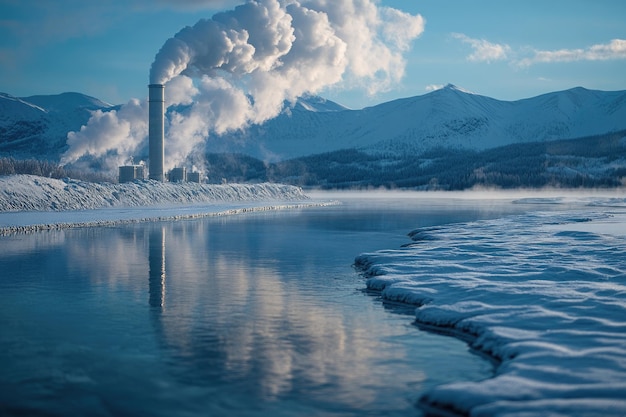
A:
0,194,539,416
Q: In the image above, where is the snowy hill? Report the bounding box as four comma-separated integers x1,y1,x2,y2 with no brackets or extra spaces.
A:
22,92,112,113
209,84,626,160
0,92,113,158
2,85,626,164
0,93,49,154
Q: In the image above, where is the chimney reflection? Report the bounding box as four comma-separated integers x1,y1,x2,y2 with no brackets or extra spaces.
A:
149,226,166,309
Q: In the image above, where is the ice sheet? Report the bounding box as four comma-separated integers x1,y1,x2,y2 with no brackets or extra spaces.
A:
355,199,626,417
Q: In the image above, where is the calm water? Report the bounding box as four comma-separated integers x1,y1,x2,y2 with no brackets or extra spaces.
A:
0,194,538,417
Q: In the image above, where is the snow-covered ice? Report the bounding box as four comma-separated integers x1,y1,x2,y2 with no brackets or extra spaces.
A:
0,174,309,212
355,196,626,416
0,174,327,233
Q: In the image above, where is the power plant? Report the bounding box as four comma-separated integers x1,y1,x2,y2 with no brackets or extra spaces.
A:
118,164,145,183
148,84,165,181
118,83,203,183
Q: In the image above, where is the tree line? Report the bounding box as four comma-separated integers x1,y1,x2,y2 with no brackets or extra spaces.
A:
205,130,626,189
0,157,112,183
2,129,625,189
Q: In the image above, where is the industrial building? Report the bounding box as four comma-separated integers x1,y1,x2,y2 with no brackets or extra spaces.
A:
187,171,201,183
119,165,146,183
167,167,203,183
168,167,186,183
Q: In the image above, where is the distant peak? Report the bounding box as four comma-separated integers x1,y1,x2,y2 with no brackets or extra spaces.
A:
425,84,475,96
291,94,348,112
443,83,474,94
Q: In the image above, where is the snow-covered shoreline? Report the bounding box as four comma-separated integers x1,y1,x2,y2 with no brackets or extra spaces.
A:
0,174,333,234
355,200,626,417
0,202,339,235
0,174,309,212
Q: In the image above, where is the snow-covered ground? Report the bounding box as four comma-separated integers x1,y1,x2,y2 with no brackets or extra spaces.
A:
0,174,324,233
0,174,309,212
355,195,626,417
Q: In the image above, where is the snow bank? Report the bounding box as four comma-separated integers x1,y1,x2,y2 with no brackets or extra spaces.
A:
0,175,325,234
0,175,308,212
355,201,626,417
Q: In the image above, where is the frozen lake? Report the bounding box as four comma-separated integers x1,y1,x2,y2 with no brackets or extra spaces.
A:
0,193,569,416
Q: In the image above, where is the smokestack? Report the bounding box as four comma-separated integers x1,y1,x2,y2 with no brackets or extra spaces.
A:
148,84,165,181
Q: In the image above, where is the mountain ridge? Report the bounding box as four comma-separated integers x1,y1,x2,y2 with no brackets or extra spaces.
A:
22,92,113,114
206,84,626,161
1,85,625,164
0,91,114,157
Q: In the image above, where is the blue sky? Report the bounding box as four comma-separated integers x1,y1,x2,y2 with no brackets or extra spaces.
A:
1,0,625,109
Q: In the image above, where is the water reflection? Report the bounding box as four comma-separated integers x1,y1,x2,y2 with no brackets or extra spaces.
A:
149,226,166,309
146,218,428,413
0,199,509,416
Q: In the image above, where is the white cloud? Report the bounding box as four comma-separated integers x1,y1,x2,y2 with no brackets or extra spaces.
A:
452,33,626,68
425,84,444,92
517,38,626,67
452,33,510,63
149,0,239,9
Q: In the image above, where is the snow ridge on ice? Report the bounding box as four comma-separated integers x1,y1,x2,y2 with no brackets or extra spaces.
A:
0,175,308,212
0,174,325,234
355,205,626,417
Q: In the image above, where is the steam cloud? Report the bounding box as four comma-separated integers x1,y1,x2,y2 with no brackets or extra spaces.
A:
62,0,424,174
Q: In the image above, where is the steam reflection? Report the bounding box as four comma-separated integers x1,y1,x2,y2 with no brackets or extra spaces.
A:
146,218,426,410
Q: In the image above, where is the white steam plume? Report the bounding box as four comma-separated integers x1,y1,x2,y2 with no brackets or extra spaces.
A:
63,0,424,174
61,99,148,170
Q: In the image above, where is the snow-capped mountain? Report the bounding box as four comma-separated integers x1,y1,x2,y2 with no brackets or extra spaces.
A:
209,84,626,161
0,92,113,157
1,84,625,165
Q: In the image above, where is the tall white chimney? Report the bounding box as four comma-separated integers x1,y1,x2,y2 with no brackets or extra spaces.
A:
148,84,165,181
